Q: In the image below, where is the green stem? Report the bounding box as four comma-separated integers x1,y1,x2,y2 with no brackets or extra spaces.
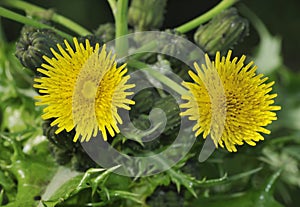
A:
107,0,117,17
128,0,239,61
1,0,91,36
128,59,187,95
115,0,129,56
238,4,270,38
175,0,239,33
0,7,72,40
262,170,282,193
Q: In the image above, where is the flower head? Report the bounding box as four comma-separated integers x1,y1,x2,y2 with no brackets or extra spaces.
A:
34,38,135,142
180,50,281,152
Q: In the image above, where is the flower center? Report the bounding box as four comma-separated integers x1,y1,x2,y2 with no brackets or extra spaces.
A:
81,81,97,99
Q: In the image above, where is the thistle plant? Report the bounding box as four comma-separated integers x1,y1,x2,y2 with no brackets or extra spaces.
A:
0,0,297,206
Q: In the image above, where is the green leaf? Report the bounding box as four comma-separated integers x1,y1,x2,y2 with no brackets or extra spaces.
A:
42,166,122,207
261,146,300,187
167,168,198,197
42,175,87,207
0,189,4,205
0,169,16,201
42,169,101,207
283,146,300,160
196,167,262,188
191,171,283,207
254,33,282,74
0,135,57,207
240,5,282,74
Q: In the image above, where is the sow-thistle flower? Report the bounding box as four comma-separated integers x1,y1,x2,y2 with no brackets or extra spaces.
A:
34,38,135,142
180,50,281,152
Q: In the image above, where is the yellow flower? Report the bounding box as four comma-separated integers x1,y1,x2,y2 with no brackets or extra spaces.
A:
34,38,135,142
180,50,281,152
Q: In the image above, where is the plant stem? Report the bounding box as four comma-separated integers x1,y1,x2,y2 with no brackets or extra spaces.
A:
0,7,72,40
1,0,91,36
128,59,187,95
115,0,129,56
262,170,282,193
238,4,269,38
175,0,238,34
128,0,239,61
107,0,117,17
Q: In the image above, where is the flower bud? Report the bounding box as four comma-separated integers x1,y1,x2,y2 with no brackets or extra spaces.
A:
42,120,96,171
194,8,249,55
161,29,189,58
42,119,76,150
15,27,64,73
94,23,115,43
128,0,167,31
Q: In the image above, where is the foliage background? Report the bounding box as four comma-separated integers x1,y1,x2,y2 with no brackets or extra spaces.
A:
0,0,300,206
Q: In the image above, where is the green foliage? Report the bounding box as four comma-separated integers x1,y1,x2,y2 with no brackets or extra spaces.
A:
0,1,299,206
43,120,97,171
240,5,283,74
0,134,57,207
191,171,283,207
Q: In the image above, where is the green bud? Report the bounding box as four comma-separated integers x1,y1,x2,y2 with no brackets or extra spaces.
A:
194,8,249,55
70,151,97,171
161,29,189,58
48,144,72,165
15,28,64,74
42,120,76,150
128,0,167,31
159,30,192,81
94,23,115,43
20,25,39,35
42,120,96,171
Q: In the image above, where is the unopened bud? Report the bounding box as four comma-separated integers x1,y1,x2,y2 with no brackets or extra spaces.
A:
194,8,249,55
128,0,167,31
15,28,64,73
94,23,115,43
